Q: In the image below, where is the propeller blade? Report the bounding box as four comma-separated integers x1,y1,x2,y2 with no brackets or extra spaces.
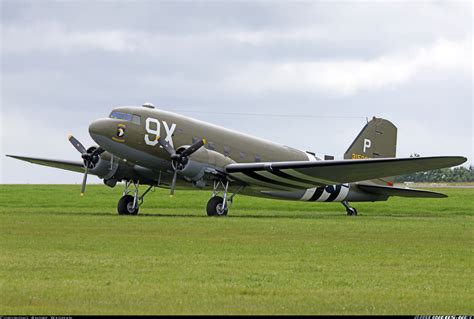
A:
179,139,206,158
157,136,176,157
160,138,206,197
68,135,87,154
68,136,102,196
170,170,178,197
80,166,88,196
91,147,105,157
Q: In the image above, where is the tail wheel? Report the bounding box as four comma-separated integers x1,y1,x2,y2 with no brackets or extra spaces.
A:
342,201,358,217
118,195,139,215
207,196,228,216
346,207,357,216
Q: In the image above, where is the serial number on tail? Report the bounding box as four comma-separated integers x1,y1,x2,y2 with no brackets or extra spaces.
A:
352,153,371,159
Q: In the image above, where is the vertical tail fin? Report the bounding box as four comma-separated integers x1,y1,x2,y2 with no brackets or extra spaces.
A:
344,117,397,185
344,117,397,160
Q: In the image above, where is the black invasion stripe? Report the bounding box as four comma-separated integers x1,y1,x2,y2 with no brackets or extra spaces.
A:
309,187,325,201
325,185,342,202
272,169,319,187
242,171,301,189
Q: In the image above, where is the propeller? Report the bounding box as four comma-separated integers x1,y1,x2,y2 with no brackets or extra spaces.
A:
157,136,206,196
68,135,104,196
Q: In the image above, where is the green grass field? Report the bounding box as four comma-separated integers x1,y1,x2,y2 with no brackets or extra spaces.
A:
0,184,472,315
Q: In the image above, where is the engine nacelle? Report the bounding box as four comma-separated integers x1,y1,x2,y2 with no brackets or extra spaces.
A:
176,146,235,182
88,150,116,178
88,151,132,186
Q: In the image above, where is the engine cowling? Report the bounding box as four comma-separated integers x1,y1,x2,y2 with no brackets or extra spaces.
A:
86,148,116,178
86,149,133,186
175,146,235,182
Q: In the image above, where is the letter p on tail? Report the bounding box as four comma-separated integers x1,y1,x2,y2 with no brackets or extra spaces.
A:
363,138,372,153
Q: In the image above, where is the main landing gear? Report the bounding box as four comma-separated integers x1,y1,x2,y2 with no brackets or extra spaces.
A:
342,200,358,216
117,180,154,215
206,180,243,217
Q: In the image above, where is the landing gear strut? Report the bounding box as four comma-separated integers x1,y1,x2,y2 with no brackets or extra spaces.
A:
342,200,358,216
206,180,243,216
117,180,154,215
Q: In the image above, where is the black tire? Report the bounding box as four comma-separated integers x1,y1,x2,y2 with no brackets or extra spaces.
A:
117,195,139,215
207,196,228,216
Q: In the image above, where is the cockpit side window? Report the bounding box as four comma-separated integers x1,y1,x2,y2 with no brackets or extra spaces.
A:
110,111,132,121
109,111,141,125
131,115,141,125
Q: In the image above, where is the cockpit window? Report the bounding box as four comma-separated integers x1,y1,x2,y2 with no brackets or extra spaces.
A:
109,111,141,125
110,111,132,121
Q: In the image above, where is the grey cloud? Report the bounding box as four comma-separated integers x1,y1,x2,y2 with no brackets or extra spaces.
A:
1,0,472,183
2,1,470,56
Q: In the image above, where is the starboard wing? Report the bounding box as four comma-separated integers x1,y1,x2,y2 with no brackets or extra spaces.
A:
225,156,466,190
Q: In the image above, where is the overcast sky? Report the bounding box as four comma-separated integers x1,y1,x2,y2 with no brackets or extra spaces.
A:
1,0,472,184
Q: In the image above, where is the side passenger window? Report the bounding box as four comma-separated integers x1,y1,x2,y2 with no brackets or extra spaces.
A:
224,145,231,157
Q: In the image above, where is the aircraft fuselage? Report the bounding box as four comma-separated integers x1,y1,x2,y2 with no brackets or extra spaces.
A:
88,105,363,202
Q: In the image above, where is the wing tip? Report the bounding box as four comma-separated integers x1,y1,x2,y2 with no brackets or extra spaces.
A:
427,192,448,198
446,156,468,168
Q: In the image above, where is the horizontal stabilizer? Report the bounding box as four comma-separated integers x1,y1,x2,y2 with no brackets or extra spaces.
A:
6,155,84,173
357,184,447,198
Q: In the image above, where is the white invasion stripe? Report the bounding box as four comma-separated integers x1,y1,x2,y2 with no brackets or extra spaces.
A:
259,171,313,188
317,189,332,202
334,184,350,202
300,188,317,201
306,152,318,162
283,169,334,185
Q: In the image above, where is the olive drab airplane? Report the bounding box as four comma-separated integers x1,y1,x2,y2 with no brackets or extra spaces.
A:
7,103,467,216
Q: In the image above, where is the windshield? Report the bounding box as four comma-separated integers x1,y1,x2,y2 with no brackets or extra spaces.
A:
109,111,141,125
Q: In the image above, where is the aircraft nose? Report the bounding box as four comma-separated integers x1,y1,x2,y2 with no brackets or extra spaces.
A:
88,119,111,139
89,119,101,136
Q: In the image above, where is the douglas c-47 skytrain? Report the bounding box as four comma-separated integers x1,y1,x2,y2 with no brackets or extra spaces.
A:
8,103,467,216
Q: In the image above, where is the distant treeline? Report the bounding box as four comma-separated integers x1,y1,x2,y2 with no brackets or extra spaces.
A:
394,166,474,183
393,154,474,182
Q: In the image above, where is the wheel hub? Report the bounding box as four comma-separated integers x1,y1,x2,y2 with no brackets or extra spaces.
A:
127,202,136,213
216,203,225,215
